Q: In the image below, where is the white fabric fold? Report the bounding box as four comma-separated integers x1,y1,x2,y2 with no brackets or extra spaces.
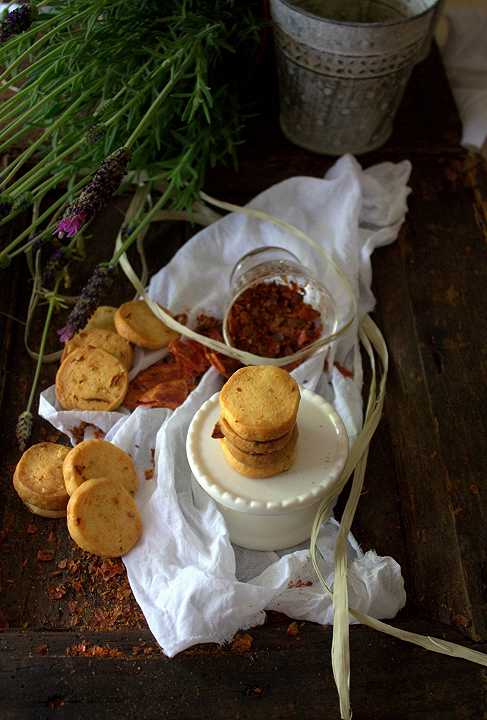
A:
438,0,487,153
39,155,411,656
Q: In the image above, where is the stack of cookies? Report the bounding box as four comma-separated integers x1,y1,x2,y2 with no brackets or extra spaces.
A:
214,366,300,479
55,300,179,412
13,439,142,558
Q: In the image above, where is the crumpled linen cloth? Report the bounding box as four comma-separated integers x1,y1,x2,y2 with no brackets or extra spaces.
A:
438,0,487,153
40,155,410,656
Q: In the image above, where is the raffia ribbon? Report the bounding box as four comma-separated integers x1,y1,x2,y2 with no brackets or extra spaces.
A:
117,190,487,720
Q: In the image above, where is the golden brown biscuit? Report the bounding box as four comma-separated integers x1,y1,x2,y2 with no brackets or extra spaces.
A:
220,366,300,441
114,300,179,350
217,417,293,455
63,439,138,496
13,442,70,510
84,306,117,333
223,425,298,468
67,477,142,557
220,438,296,479
56,347,128,411
23,501,66,518
61,328,133,371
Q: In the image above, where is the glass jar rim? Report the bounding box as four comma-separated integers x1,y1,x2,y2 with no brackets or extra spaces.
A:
229,246,301,288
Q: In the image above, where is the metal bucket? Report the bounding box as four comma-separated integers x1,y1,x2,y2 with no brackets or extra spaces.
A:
270,0,441,155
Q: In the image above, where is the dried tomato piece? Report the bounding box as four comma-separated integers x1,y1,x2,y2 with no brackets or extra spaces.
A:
226,281,322,358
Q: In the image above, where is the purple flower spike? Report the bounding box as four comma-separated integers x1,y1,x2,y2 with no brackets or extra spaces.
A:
56,212,87,240
57,265,115,343
56,147,130,241
0,4,35,43
57,324,75,343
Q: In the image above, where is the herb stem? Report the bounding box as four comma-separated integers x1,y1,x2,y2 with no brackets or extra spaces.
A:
123,49,194,149
0,44,62,94
0,176,90,262
23,277,61,419
110,182,175,265
8,138,85,197
0,8,93,85
0,79,103,190
0,60,64,124
0,69,86,154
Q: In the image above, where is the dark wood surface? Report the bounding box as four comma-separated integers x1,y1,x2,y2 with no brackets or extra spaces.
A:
1,45,486,718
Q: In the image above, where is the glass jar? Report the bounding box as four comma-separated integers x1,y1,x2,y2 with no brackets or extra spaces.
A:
223,246,339,360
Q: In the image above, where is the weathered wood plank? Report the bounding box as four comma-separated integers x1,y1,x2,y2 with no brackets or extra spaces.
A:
371,153,487,640
0,622,485,720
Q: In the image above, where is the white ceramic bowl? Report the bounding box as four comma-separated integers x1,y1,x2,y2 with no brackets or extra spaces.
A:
186,388,349,551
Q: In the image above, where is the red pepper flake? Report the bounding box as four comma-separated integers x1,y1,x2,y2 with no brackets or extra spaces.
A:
230,632,254,653
47,697,64,710
37,550,54,562
144,468,154,480
287,621,300,637
452,614,471,629
211,422,224,439
48,585,67,600
227,281,322,358
334,362,353,379
98,559,124,580
26,523,38,535
71,580,83,594
33,644,48,655
288,579,313,588
66,642,124,658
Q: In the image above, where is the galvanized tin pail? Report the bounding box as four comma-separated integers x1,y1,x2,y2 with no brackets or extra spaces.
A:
270,0,441,155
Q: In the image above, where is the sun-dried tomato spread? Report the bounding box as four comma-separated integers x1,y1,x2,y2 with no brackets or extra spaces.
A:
226,281,322,358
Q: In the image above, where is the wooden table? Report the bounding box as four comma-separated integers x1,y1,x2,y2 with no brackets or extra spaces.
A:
1,47,486,719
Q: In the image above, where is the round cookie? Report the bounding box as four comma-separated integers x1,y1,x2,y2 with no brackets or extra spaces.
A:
13,442,70,510
84,306,117,333
63,439,138,496
218,417,293,455
61,328,133,370
23,501,67,518
219,365,300,441
114,300,179,350
56,347,128,411
67,477,142,557
223,425,298,468
220,438,296,479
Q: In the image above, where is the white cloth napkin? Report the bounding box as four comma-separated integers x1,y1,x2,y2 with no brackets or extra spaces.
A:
437,0,487,153
40,155,410,655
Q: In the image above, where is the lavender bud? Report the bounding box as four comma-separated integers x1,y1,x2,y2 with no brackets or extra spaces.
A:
16,410,33,452
0,3,36,43
57,264,115,341
56,147,130,240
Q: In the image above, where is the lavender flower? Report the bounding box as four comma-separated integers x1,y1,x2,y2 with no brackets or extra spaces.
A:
16,410,33,452
57,264,115,341
0,3,35,43
56,212,87,239
86,124,105,145
56,147,130,240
